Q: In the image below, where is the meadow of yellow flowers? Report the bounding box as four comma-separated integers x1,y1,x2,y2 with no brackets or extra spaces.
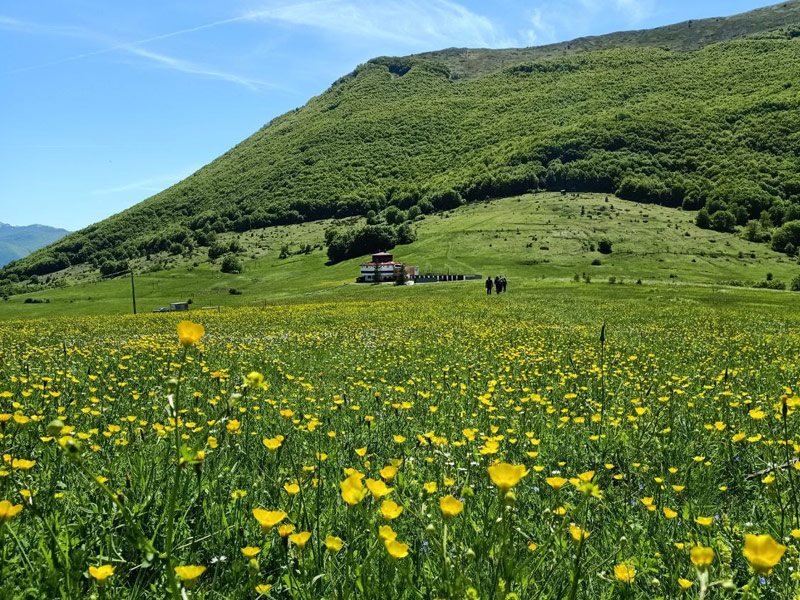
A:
1,290,799,599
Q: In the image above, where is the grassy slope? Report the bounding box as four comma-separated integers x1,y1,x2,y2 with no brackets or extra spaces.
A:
3,192,797,320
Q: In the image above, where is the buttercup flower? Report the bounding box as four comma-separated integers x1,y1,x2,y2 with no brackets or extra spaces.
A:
440,495,464,517
177,321,204,347
381,499,403,520
488,463,529,493
569,523,590,544
0,500,23,522
690,545,714,569
366,478,393,500
325,535,343,551
289,531,312,548
742,534,786,574
546,476,567,491
385,539,409,559
174,565,206,581
341,474,368,506
614,562,636,583
89,564,115,581
252,509,287,532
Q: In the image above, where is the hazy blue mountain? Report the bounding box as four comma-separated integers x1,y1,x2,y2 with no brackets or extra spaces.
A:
0,222,70,267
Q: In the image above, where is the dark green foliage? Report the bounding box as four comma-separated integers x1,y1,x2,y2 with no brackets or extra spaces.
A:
220,255,242,274
209,241,241,260
597,239,613,254
4,7,800,281
384,206,405,225
791,274,800,291
695,209,712,229
753,279,786,290
395,223,416,245
771,221,800,253
428,189,464,212
99,261,128,277
710,210,737,233
326,224,415,263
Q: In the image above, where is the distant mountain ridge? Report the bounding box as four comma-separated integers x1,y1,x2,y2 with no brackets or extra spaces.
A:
2,1,800,284
0,222,70,267
408,0,800,78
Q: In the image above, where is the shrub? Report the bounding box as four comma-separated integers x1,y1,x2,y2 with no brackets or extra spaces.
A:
710,210,736,233
427,189,464,211
772,221,800,254
695,208,711,229
791,274,800,292
384,206,405,225
597,239,612,254
208,243,228,260
221,255,243,274
99,261,128,277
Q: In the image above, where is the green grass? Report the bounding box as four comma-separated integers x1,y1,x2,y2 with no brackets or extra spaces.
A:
3,193,798,319
2,282,800,598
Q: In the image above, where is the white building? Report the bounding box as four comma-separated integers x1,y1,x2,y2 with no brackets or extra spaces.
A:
358,252,419,283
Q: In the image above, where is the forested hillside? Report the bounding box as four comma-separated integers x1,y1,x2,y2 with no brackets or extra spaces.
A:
2,3,800,286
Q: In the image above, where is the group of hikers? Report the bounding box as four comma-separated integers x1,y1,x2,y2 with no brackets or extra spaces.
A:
485,275,508,295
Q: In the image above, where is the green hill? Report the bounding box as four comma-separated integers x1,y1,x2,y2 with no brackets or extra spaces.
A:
2,2,800,290
0,222,69,267
3,192,799,319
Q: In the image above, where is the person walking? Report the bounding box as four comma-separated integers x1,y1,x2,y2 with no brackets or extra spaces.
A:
501,276,508,293
494,276,502,294
485,276,493,295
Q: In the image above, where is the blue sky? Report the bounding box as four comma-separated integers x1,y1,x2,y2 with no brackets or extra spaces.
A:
0,0,780,230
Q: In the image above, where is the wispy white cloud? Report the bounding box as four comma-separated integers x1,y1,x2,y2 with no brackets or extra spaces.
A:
614,0,655,23
1,14,270,89
0,14,86,37
243,0,515,49
523,9,556,46
122,46,267,90
522,0,655,46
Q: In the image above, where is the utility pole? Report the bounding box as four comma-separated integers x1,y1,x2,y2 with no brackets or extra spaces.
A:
129,266,137,315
